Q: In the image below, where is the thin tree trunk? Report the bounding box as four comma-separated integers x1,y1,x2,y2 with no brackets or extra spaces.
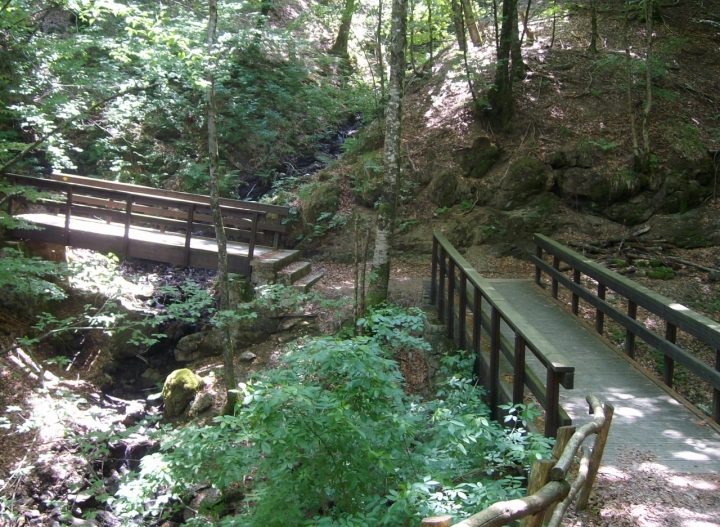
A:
427,0,433,61
377,0,386,115
461,0,482,47
366,0,407,307
409,0,419,74
519,0,533,46
459,3,478,106
451,0,466,51
641,0,653,173
207,0,237,415
625,0,641,166
589,0,599,52
492,0,500,55
510,0,526,79
330,0,356,59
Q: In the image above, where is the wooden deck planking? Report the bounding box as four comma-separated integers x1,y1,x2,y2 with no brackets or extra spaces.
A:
487,279,720,473
14,213,294,274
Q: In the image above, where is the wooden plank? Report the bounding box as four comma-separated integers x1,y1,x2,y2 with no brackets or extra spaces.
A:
534,256,720,390
50,172,290,215
534,233,720,350
434,232,575,375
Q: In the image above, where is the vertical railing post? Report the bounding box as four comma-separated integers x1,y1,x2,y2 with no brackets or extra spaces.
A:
626,300,637,358
571,269,580,315
430,236,438,306
472,284,482,380
184,203,195,268
575,403,615,511
8,176,16,217
123,194,133,257
714,349,720,424
458,272,467,350
534,244,542,286
664,322,676,387
596,284,606,335
513,334,526,406
545,368,560,437
551,255,560,298
65,185,73,245
248,211,258,261
446,258,455,341
489,307,501,420
438,247,446,323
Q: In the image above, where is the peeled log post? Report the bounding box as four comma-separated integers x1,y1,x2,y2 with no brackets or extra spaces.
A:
421,516,452,527
550,395,605,481
453,480,571,527
547,445,592,527
520,458,553,527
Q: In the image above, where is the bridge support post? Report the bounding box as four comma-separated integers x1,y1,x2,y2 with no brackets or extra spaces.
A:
430,236,438,306
438,246,446,323
447,259,455,341
123,194,133,257
64,186,73,246
184,203,195,268
664,322,676,387
714,349,720,424
489,307,500,421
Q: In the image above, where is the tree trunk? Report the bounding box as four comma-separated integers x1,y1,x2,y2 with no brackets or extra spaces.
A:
207,0,237,415
366,0,407,307
330,0,356,59
377,0,386,115
640,0,653,173
589,0,599,52
427,0,433,61
510,0,526,79
461,0,482,47
451,0,466,51
487,0,516,128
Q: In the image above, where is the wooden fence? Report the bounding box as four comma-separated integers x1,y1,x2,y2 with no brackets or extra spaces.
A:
3,172,290,274
430,232,575,437
533,233,720,424
421,395,614,527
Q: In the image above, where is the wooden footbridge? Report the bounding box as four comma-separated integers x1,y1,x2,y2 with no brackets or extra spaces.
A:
430,232,720,473
2,172,318,284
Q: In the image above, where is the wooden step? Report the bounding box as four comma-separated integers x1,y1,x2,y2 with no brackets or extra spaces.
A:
277,261,312,286
292,272,324,294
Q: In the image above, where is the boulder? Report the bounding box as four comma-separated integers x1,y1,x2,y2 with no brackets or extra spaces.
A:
161,369,204,417
489,157,552,210
426,170,460,208
174,312,281,362
300,181,341,226
455,136,500,179
139,368,165,389
188,392,213,417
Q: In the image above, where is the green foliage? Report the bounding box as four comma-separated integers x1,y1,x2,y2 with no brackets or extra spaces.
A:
589,139,619,152
107,305,551,525
0,247,69,302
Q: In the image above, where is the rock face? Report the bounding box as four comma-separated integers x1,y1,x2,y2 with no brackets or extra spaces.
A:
161,369,204,417
456,136,500,179
489,157,553,210
300,182,341,225
174,312,281,362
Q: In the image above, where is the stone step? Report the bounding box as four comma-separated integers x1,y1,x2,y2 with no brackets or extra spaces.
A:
277,260,312,286
292,272,324,294
250,249,301,286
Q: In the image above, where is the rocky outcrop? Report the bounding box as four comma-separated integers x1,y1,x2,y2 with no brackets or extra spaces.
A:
161,369,204,417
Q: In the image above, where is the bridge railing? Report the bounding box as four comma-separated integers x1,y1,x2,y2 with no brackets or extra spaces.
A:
431,232,575,438
3,173,290,265
533,232,720,424
421,395,614,527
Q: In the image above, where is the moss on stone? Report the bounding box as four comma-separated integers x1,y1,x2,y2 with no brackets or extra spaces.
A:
162,368,204,417
647,267,675,280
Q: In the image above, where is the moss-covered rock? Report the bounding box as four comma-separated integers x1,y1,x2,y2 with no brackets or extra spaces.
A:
350,152,384,207
299,182,341,226
162,369,204,417
455,136,500,179
489,157,552,210
426,170,460,208
647,267,675,280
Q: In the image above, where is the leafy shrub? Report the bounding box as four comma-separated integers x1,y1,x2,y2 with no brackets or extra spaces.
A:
110,305,552,525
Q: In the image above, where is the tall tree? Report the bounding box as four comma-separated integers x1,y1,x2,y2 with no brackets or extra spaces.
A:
461,0,483,47
366,0,407,306
330,0,357,59
206,0,237,415
487,0,518,128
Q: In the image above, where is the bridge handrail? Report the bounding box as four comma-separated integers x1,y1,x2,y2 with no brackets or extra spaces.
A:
533,232,720,424
50,172,291,216
3,172,286,262
431,232,575,437
420,395,614,527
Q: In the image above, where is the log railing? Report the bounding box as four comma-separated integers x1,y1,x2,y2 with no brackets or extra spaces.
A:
533,233,720,424
430,232,575,437
421,395,614,527
3,173,290,265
